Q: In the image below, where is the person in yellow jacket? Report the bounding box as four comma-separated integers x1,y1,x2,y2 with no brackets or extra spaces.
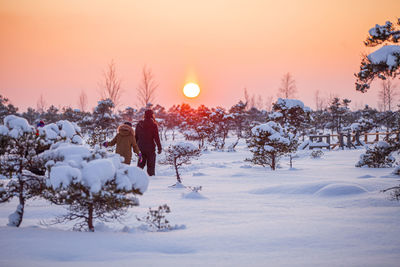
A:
104,122,140,165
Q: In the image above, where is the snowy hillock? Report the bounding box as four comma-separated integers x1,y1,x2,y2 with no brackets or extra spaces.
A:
314,183,368,197
249,181,368,197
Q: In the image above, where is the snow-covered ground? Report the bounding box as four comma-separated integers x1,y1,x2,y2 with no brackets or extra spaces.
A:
1,138,399,267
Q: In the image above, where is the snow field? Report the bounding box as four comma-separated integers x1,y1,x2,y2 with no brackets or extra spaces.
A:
0,138,400,266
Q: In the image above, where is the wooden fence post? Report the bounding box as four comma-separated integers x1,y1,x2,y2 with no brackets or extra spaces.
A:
327,135,331,150
354,131,362,146
346,131,352,148
339,133,344,150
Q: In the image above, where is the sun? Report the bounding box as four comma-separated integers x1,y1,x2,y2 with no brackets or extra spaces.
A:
183,83,200,98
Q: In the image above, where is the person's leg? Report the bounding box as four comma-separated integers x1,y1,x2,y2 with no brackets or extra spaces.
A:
146,152,156,176
137,152,147,169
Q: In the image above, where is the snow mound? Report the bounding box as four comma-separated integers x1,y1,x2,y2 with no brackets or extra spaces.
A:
240,164,252,169
169,183,186,189
182,191,207,199
357,175,375,179
250,182,368,197
314,183,367,197
231,172,247,177
193,172,206,176
249,182,331,195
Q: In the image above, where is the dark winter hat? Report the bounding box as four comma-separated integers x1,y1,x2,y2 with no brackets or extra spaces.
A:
123,121,132,127
37,121,45,127
144,109,154,119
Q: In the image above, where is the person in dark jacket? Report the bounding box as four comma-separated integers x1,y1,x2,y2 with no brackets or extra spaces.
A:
135,109,162,176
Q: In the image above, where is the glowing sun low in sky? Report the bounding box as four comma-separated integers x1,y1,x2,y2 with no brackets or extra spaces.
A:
183,83,200,98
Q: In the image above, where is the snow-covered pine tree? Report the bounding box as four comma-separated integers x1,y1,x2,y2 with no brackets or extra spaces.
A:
165,105,182,141
227,100,248,151
160,142,201,185
246,121,296,170
328,97,352,134
355,141,396,168
269,98,311,168
21,107,40,125
0,115,49,227
0,116,84,227
42,105,61,123
119,107,138,123
0,95,18,121
183,105,211,149
207,107,231,150
86,99,118,147
41,143,149,232
383,161,400,201
60,107,88,124
355,19,400,93
355,19,400,193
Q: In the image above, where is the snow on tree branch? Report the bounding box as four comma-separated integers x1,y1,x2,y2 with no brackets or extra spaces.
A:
355,19,400,92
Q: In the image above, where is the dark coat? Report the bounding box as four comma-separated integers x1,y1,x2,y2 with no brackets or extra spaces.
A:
135,118,162,153
109,124,140,164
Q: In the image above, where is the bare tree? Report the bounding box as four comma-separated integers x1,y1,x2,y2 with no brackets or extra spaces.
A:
278,72,297,99
137,65,158,108
265,96,274,112
314,90,325,111
242,88,251,110
36,94,46,113
378,79,398,111
99,60,123,107
78,90,88,112
255,94,264,110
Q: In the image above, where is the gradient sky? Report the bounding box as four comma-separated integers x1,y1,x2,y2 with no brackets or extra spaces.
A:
1,0,399,112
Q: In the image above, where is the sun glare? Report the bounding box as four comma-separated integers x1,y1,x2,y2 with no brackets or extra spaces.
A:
183,83,200,98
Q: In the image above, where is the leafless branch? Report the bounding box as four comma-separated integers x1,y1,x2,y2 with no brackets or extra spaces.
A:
137,65,158,108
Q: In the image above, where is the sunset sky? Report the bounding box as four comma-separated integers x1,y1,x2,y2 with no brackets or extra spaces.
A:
1,0,399,112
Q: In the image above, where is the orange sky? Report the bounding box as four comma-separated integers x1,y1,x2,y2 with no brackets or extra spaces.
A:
1,0,399,111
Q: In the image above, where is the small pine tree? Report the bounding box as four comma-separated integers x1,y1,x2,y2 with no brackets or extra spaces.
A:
41,143,149,232
269,98,311,167
207,107,231,150
228,100,249,150
0,115,48,227
160,142,201,185
136,204,173,231
0,116,84,227
356,141,396,168
246,121,296,170
86,99,118,147
0,95,18,121
382,160,400,201
182,105,211,149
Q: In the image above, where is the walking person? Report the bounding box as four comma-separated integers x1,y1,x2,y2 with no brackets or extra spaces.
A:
135,109,162,176
104,122,140,165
